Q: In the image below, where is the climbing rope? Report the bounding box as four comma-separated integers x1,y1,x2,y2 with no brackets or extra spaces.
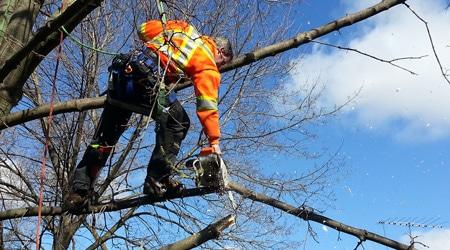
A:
60,26,119,56
155,0,168,26
152,0,194,178
35,3,66,249
155,0,169,109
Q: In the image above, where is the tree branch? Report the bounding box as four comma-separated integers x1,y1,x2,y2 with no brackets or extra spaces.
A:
159,214,235,250
311,40,427,75
219,0,406,72
0,96,105,130
0,186,217,221
0,0,406,130
0,178,415,249
228,182,415,250
403,3,450,85
84,222,108,250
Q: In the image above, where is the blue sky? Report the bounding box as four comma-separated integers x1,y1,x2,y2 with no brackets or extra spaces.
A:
275,0,450,249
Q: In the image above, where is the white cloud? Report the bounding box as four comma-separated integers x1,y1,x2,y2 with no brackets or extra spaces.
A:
401,229,450,250
288,0,450,141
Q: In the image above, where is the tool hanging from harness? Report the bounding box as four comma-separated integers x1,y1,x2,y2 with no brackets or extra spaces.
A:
107,51,160,115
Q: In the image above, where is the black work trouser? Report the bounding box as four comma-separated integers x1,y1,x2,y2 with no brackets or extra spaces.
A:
72,100,190,192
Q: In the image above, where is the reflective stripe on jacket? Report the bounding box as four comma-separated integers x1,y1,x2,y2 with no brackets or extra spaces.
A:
138,20,221,145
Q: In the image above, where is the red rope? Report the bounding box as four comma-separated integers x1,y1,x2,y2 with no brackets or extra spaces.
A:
35,3,66,249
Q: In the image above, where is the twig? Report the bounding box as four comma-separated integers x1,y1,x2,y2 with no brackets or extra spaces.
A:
312,40,426,75
353,239,365,250
403,3,450,85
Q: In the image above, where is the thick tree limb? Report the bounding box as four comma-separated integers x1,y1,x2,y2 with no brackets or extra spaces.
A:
0,0,406,130
0,0,103,82
1,179,414,249
159,214,235,250
182,0,407,83
228,182,414,250
0,96,105,130
0,186,217,221
0,0,43,115
0,0,106,115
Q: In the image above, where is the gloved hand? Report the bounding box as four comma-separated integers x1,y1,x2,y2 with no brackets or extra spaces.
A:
200,144,222,156
212,144,222,154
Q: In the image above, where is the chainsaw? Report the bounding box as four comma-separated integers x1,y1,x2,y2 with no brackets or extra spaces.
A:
186,153,237,210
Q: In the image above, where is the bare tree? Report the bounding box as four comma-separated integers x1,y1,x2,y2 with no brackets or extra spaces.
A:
0,0,421,250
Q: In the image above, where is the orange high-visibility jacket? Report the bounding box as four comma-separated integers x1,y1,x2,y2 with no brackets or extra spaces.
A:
138,20,221,146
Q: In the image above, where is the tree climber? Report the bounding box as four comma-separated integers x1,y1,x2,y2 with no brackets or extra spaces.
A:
65,20,233,209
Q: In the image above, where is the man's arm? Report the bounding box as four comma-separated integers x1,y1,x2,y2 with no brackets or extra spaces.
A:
191,69,221,150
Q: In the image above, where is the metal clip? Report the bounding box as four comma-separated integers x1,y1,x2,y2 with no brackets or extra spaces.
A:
124,64,133,73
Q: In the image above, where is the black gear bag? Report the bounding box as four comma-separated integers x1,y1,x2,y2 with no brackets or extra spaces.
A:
107,52,158,115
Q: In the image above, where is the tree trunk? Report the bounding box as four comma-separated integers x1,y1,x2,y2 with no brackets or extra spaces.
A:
0,0,103,116
0,0,43,115
52,216,79,250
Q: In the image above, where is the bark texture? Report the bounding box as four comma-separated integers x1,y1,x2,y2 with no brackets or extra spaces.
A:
0,0,43,115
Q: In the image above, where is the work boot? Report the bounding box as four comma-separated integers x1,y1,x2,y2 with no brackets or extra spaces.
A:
65,190,88,211
143,176,165,198
160,176,183,195
143,176,183,198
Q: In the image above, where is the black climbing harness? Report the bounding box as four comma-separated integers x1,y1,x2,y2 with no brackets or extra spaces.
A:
106,51,159,115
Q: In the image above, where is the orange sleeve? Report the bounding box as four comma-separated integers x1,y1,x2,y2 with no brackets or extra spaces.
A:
182,36,221,146
191,69,221,145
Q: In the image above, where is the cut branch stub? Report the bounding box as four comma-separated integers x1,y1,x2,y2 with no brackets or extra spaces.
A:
159,215,236,250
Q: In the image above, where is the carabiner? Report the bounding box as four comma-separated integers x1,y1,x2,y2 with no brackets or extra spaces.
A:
124,64,133,74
